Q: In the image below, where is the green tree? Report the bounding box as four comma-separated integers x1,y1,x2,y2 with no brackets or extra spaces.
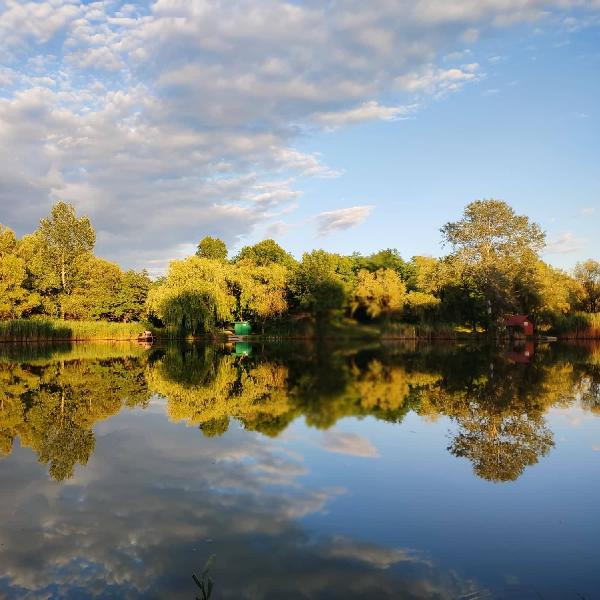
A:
350,268,406,321
0,224,17,256
16,232,62,316
515,260,578,326
235,239,296,268
0,254,41,319
61,255,122,320
0,226,40,319
574,259,600,313
231,260,289,330
290,250,349,324
114,270,152,322
353,249,413,282
196,236,228,261
38,201,96,295
146,256,234,335
441,199,546,327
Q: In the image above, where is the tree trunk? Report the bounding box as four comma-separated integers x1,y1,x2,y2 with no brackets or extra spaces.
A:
61,254,66,292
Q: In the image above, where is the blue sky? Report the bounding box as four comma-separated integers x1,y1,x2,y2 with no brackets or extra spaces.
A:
0,0,598,274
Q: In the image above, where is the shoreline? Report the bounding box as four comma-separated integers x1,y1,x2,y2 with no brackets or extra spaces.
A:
1,333,599,343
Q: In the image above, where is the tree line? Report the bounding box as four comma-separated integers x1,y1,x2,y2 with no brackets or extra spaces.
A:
1,199,599,334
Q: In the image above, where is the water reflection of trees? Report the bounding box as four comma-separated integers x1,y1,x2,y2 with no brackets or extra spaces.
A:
1,342,599,482
150,343,599,482
0,351,149,480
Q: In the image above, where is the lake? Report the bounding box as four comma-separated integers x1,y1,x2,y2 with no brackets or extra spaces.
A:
0,340,599,599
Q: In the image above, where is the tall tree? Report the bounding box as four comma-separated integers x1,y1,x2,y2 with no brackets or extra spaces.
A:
441,199,545,326
38,202,96,295
196,236,228,261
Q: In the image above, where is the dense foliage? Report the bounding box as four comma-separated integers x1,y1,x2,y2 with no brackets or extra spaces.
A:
0,204,150,323
1,199,598,336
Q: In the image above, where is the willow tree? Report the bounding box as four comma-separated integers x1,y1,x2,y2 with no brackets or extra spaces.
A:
146,256,234,335
38,201,96,295
441,199,545,327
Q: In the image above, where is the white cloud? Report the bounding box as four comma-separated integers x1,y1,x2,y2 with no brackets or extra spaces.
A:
321,536,419,568
0,0,598,269
315,206,374,236
312,101,417,129
319,431,380,458
581,207,595,216
394,65,482,97
544,231,587,254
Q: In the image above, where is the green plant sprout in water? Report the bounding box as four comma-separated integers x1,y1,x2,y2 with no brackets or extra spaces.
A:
193,555,215,600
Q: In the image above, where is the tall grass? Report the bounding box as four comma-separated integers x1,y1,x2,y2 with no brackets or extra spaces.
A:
550,313,600,339
0,319,151,342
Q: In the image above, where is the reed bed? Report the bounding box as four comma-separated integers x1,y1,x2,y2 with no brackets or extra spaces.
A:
551,313,600,339
0,319,148,342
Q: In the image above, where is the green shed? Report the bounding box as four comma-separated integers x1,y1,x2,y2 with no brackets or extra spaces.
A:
233,321,252,336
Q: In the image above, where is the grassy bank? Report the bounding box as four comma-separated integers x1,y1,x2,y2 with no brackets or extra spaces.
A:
0,319,150,342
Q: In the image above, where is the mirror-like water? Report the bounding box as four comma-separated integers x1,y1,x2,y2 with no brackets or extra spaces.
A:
0,341,599,599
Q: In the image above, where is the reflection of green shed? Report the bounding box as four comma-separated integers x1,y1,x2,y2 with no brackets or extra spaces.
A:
233,321,252,335
235,342,252,357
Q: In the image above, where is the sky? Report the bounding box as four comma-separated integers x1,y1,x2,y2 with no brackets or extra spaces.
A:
0,0,598,275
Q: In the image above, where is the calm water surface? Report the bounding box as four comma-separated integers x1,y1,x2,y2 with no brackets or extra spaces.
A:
0,340,599,599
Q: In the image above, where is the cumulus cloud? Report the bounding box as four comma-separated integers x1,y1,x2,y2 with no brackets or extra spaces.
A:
315,205,373,236
0,0,598,269
0,407,484,599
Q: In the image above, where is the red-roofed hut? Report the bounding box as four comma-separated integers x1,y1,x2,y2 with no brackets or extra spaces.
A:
503,314,534,337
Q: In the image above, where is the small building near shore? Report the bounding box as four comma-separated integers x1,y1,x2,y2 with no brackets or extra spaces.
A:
503,314,534,337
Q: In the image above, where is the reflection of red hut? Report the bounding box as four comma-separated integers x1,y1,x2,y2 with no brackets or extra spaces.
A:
503,314,534,337
507,341,535,363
